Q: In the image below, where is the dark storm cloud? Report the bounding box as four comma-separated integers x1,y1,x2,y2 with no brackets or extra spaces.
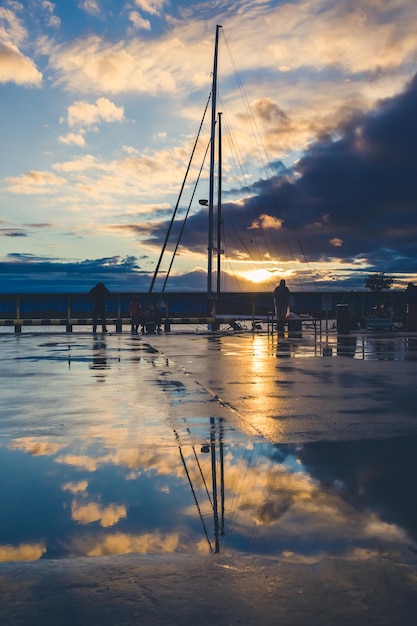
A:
0,254,150,293
146,72,417,274
23,223,54,228
0,229,28,237
0,252,216,293
1,224,53,238
288,75,417,264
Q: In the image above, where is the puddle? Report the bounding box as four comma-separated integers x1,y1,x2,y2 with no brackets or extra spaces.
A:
1,332,417,563
1,431,416,561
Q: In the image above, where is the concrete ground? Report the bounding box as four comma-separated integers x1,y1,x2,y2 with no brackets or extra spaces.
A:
0,326,416,625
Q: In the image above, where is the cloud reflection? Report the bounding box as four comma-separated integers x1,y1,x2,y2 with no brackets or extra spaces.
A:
0,542,46,563
0,432,413,562
9,438,64,456
71,502,127,527
72,531,182,557
1,335,415,564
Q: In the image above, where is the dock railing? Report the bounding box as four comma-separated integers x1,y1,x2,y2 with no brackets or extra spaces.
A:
0,290,408,333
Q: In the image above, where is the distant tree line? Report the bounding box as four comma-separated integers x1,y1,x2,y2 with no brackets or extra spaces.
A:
364,272,394,292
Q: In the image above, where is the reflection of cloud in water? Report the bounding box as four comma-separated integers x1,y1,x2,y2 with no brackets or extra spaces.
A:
7,427,407,560
19,434,415,553
55,453,113,472
9,438,64,456
71,532,182,557
72,501,127,527
364,520,407,542
2,429,413,561
232,464,323,526
229,459,410,552
62,480,88,494
0,542,46,562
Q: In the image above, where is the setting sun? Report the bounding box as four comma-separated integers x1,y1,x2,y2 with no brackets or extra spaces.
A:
239,269,279,284
239,268,293,284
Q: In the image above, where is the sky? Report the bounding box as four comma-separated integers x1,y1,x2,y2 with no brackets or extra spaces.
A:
1,0,417,294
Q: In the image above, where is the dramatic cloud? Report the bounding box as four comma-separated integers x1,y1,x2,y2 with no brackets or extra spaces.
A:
0,254,151,293
0,7,42,84
0,41,42,85
0,6,27,45
58,131,86,146
66,97,125,128
143,70,417,287
128,11,151,31
4,170,67,194
134,0,168,16
0,228,27,237
42,35,179,94
41,0,61,28
78,0,100,16
1,0,417,292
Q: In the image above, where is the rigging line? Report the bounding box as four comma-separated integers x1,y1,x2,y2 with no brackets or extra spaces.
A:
217,48,280,273
222,104,299,281
168,406,214,512
214,112,263,266
218,106,288,287
222,32,273,178
269,176,319,291
161,138,211,294
222,442,261,542
219,418,226,537
218,40,301,282
148,92,212,294
218,220,233,293
219,107,266,245
174,429,214,553
245,445,276,556
219,192,272,292
222,33,316,286
186,426,213,508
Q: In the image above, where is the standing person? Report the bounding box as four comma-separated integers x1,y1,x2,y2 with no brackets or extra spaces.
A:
273,279,290,319
89,282,110,333
129,295,142,334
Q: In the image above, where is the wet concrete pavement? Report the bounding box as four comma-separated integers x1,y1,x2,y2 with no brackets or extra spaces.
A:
0,327,417,625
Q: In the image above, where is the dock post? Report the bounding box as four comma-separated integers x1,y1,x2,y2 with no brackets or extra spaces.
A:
163,300,171,332
15,295,21,333
66,295,73,332
116,294,123,332
267,311,274,335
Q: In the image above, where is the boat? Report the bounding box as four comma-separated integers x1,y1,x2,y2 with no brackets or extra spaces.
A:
148,25,225,321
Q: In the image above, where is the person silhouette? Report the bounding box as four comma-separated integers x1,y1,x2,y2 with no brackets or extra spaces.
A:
273,279,290,318
129,295,142,334
89,282,110,333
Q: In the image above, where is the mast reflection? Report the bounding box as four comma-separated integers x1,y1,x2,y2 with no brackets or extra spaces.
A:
175,416,226,553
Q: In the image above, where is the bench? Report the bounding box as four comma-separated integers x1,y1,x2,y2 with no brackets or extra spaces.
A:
365,317,392,330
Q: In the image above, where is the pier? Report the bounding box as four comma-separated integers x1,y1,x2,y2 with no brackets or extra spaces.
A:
0,327,417,625
0,290,409,333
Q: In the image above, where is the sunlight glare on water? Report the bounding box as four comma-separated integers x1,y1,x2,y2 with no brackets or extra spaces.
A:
0,330,416,565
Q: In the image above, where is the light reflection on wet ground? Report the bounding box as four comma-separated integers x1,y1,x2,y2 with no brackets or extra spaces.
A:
0,328,417,566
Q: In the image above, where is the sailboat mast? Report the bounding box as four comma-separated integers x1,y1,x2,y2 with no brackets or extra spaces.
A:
207,24,222,299
216,111,222,295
